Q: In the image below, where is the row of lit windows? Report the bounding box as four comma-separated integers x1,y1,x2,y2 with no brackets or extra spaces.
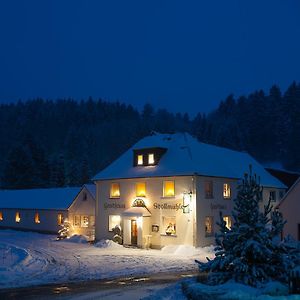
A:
73,215,95,228
108,214,232,237
205,181,231,199
0,211,64,225
137,153,155,166
110,180,176,198
205,215,232,236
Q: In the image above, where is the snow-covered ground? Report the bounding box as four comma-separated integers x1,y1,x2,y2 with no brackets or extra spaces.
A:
0,230,214,289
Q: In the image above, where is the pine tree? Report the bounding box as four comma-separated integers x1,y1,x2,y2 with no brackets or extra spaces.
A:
196,167,300,287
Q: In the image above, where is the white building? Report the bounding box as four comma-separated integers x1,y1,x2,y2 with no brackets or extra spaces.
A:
278,177,300,241
0,184,96,239
93,132,286,248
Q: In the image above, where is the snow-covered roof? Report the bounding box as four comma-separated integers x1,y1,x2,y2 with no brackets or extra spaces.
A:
83,184,96,198
93,132,286,189
0,187,81,210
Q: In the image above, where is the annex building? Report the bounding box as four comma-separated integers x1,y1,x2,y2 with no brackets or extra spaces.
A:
93,132,286,249
0,184,96,240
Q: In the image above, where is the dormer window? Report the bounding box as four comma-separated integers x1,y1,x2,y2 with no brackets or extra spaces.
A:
148,153,154,165
133,147,167,167
137,155,143,165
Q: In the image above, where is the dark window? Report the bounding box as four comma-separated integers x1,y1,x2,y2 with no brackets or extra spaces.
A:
205,181,213,198
269,191,276,202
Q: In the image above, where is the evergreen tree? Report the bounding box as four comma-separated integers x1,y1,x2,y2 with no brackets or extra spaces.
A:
196,167,300,287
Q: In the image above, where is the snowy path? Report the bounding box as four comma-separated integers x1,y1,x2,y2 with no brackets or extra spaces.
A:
0,230,213,289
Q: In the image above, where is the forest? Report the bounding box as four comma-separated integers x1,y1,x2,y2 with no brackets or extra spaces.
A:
0,81,300,189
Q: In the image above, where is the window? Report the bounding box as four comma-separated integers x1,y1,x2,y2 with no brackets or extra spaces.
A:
110,183,120,198
279,190,284,199
0,211,2,221
57,213,63,225
34,212,40,224
223,183,231,199
89,216,95,227
148,153,155,165
136,182,146,197
163,216,176,235
163,180,175,197
81,215,89,228
109,215,121,231
73,215,80,227
205,216,214,236
223,215,232,230
15,212,21,223
205,181,213,198
137,154,143,165
269,191,276,202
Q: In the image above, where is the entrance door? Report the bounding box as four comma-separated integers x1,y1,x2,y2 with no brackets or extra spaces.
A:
131,220,138,245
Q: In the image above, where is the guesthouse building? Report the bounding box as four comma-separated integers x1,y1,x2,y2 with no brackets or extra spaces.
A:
93,133,286,248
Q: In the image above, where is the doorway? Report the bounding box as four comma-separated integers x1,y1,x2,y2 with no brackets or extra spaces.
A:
131,220,137,245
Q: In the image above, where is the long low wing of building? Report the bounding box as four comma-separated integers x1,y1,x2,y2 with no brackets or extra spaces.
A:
0,184,96,239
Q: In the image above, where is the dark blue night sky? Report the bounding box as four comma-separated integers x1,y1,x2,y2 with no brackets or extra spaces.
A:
0,0,300,114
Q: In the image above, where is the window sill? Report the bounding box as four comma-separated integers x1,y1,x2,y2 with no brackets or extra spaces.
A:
160,234,177,237
109,197,121,200
160,196,176,199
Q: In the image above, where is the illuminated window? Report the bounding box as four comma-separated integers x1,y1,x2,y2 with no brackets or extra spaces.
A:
73,215,80,227
269,191,276,202
110,183,120,198
163,181,175,197
34,212,40,224
137,155,143,165
223,215,232,230
15,212,21,223
109,215,121,232
57,213,63,225
81,215,89,228
223,183,231,199
89,215,95,227
205,181,213,198
0,211,3,221
163,216,176,235
205,216,213,236
136,182,146,197
148,153,155,165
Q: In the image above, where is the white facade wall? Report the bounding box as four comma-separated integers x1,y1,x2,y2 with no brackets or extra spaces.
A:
68,187,95,239
95,176,195,248
279,179,300,241
95,176,284,248
0,208,67,234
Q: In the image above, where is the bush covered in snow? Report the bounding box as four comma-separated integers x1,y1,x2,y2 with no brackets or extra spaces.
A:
63,234,89,244
196,167,300,287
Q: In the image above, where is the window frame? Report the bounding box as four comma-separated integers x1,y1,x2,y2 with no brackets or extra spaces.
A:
15,211,21,223
205,216,214,237
269,190,276,202
223,183,231,199
136,182,146,197
34,212,40,224
81,215,89,228
137,154,144,165
204,180,214,199
163,180,175,197
148,153,155,165
108,215,121,232
223,215,232,230
0,211,3,221
110,182,121,199
57,213,63,226
73,215,80,227
162,216,176,236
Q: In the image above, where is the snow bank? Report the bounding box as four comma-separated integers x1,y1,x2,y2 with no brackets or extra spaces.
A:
182,279,295,300
95,239,123,249
161,244,215,259
63,235,89,244
0,243,28,270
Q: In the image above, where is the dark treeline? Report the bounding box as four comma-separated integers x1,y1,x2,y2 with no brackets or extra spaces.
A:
1,81,300,190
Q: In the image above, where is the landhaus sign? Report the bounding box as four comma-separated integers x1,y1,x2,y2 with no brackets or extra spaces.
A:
104,202,125,209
